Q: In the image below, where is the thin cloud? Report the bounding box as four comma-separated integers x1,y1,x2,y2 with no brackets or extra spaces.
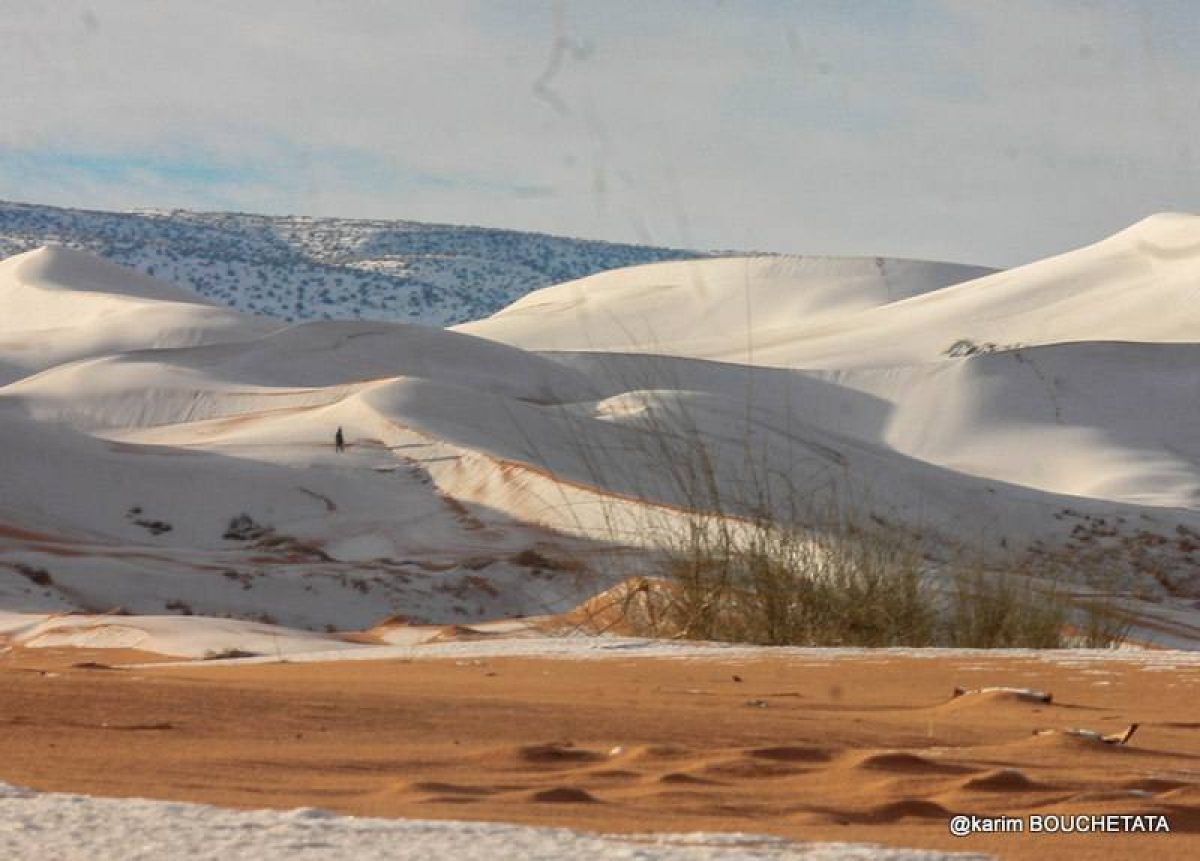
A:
0,1,1196,265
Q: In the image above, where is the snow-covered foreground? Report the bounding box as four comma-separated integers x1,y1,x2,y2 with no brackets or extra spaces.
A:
0,783,989,861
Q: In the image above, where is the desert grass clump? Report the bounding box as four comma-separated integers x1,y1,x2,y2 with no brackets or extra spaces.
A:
616,510,1129,649
1072,599,1133,649
944,566,1067,649
631,511,939,648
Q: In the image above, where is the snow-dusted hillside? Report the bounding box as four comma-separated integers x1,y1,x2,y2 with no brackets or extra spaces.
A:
0,200,707,325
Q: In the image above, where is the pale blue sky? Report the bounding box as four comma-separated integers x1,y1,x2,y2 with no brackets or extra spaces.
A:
1,0,1197,266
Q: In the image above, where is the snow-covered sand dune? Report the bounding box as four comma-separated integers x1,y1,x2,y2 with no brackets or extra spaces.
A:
2,218,1200,644
454,255,995,356
0,246,272,385
460,214,1200,367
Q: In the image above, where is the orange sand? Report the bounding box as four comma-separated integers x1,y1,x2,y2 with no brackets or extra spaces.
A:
1,646,1197,859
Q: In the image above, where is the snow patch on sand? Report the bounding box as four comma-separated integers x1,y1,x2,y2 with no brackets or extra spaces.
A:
0,783,989,861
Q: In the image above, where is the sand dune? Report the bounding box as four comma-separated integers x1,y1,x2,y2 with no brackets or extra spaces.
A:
461,213,1200,367
4,228,1200,644
0,246,271,385
454,255,994,355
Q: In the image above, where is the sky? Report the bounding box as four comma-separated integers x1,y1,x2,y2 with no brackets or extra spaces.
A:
0,0,1197,267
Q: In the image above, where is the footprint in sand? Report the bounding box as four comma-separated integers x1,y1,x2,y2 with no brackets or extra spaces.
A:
477,742,608,771
843,751,972,775
527,787,600,804
863,799,952,822
746,745,833,763
958,768,1051,792
701,756,810,779
657,772,719,786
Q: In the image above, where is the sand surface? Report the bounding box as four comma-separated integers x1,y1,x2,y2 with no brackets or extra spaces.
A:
1,647,1196,860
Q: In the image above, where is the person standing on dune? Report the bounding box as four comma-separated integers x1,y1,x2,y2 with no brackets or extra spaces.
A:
335,426,345,453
